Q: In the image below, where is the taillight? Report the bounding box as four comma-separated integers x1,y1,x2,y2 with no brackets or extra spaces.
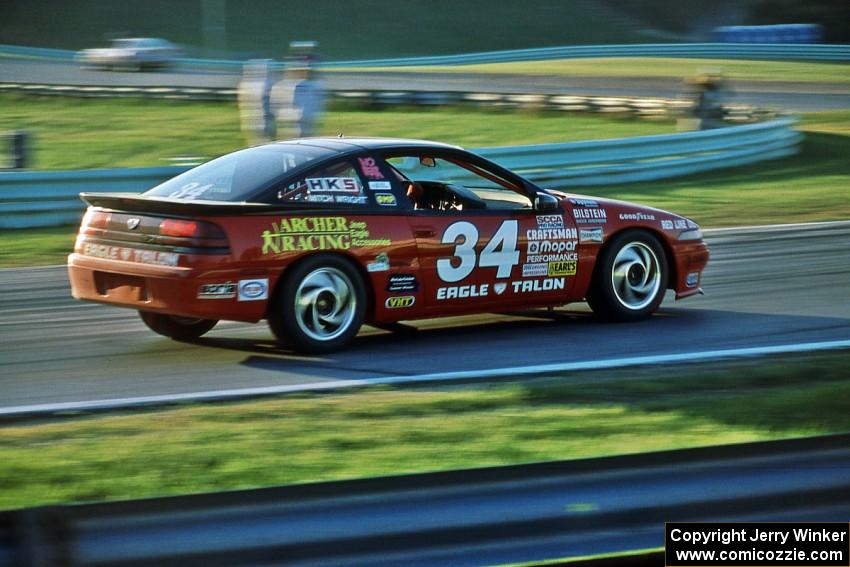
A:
160,219,199,237
159,218,225,239
81,209,111,235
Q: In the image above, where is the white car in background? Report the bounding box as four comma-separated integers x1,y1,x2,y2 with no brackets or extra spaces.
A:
76,38,183,71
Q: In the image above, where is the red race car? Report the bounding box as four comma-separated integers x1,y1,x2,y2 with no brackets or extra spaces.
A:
68,138,709,353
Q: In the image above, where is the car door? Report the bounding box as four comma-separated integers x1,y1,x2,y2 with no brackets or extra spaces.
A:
382,152,577,313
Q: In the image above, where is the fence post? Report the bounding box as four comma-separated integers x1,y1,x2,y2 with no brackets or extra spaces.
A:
11,130,30,169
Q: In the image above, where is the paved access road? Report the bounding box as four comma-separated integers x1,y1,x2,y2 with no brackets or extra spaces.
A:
2,58,848,111
1,222,848,410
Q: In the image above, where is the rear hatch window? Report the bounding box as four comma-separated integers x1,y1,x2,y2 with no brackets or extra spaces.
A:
144,144,335,202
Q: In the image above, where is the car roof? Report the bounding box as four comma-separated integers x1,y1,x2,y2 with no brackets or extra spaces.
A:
269,137,463,152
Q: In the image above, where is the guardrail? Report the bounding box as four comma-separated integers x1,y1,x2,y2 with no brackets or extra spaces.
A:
0,117,800,229
1,434,848,566
1,82,770,122
2,42,849,69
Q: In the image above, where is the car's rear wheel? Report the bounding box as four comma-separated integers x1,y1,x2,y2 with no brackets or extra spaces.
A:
586,230,667,321
138,311,218,341
268,255,366,354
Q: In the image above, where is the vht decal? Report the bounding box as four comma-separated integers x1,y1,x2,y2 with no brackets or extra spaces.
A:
385,296,415,309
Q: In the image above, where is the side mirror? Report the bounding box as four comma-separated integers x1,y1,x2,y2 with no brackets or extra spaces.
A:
534,192,560,213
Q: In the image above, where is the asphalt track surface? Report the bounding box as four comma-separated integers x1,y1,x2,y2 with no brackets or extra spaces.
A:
1,222,849,411
2,58,849,111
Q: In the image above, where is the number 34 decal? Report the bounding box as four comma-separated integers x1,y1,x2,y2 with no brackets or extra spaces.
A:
437,220,520,282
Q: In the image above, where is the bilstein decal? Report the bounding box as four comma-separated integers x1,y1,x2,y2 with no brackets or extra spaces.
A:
261,217,391,254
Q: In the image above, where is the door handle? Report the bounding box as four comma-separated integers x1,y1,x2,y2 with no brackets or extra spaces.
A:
413,227,437,238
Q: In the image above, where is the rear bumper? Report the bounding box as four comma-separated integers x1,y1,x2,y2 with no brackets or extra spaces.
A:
67,253,269,323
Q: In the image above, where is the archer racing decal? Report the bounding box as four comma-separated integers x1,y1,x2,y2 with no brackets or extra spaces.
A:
238,278,268,301
261,217,391,254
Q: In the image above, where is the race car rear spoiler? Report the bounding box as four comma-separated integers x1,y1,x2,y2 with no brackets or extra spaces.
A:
79,192,353,217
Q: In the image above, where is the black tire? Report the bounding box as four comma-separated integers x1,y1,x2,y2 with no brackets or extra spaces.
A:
586,230,668,321
268,255,366,354
138,311,218,341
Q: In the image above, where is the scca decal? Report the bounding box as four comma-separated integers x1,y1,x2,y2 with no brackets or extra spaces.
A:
385,296,415,309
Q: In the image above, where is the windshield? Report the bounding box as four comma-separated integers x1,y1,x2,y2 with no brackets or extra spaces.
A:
145,145,335,202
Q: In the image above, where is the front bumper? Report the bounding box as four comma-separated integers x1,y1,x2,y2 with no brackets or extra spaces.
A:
672,240,710,300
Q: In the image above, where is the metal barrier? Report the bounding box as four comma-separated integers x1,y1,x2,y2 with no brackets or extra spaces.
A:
1,434,848,567
0,117,800,229
2,42,849,68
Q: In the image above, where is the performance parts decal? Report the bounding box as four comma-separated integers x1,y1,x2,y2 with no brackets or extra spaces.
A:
261,217,391,254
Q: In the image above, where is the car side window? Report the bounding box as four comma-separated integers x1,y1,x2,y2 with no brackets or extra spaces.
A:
385,154,531,212
276,160,369,206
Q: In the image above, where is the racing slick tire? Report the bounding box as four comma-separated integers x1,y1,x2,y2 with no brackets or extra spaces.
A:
268,255,366,354
586,230,668,322
138,311,218,341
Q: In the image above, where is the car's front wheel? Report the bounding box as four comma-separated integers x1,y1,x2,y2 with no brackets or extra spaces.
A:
268,255,366,354
587,230,667,321
138,311,218,340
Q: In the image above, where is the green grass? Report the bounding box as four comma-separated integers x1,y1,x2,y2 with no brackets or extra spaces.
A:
0,226,76,268
586,111,850,227
0,93,675,170
366,58,850,85
0,351,847,510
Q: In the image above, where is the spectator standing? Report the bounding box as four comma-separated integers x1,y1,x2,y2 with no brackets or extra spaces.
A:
237,59,275,144
688,73,730,130
271,42,325,139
